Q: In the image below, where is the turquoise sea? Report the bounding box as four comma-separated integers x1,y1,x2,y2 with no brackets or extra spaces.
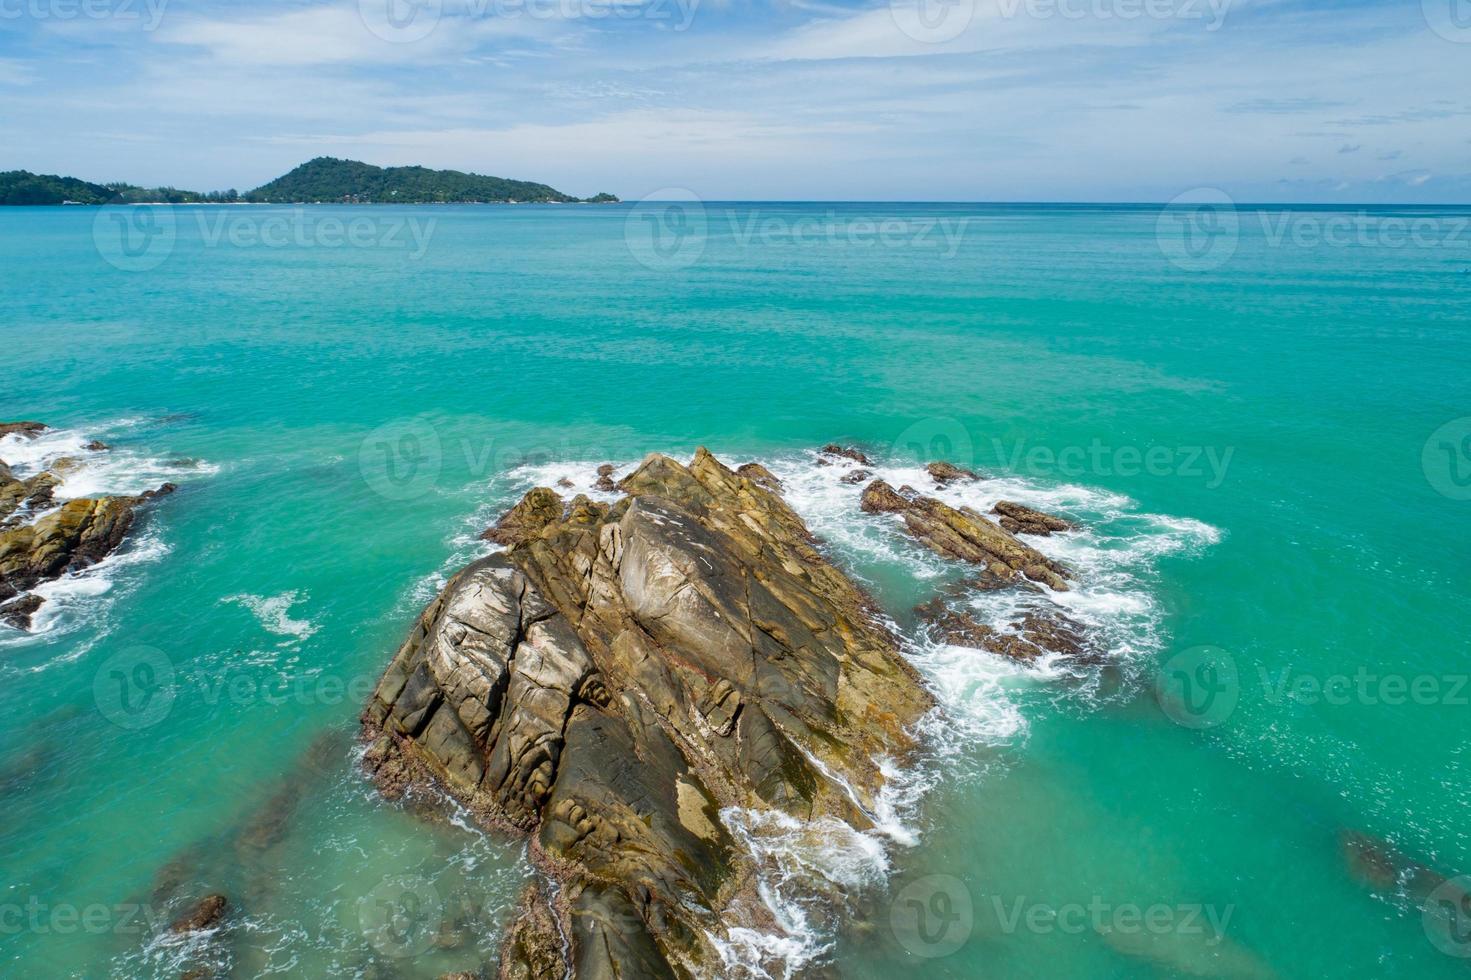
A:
1,201,1469,978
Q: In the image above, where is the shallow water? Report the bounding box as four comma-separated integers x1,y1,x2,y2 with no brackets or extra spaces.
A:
1,202,1468,977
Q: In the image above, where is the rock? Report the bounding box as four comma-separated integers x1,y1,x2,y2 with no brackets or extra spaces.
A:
496,883,565,980
1100,922,1275,980
85,440,111,452
818,443,871,465
0,471,59,526
0,423,174,630
170,894,228,933
859,479,1071,591
0,422,47,440
480,487,565,547
0,493,160,629
593,463,617,493
735,462,781,491
1340,831,1401,891
925,461,978,486
840,468,872,485
0,594,44,630
556,478,574,489
364,448,933,979
1338,829,1462,904
859,479,910,514
993,500,1074,536
914,599,1093,664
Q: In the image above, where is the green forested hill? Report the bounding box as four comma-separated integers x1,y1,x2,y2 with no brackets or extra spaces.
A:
0,158,617,205
245,157,611,203
0,171,112,205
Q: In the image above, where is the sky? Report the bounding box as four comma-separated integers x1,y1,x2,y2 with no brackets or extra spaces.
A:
1,0,1468,201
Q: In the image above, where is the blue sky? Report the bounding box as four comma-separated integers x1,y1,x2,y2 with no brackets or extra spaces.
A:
1,0,1468,200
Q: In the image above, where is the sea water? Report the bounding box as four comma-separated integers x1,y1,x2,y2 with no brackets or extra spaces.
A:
1,202,1468,978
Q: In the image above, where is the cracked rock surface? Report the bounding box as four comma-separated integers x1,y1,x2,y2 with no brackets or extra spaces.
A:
362,448,933,979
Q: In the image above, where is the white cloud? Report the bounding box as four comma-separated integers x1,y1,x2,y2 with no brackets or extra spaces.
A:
155,1,557,67
0,58,35,86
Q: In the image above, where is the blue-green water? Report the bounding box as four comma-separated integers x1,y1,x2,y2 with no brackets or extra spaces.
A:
1,202,1468,978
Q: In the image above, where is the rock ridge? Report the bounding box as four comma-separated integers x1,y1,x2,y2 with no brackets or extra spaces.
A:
362,448,934,978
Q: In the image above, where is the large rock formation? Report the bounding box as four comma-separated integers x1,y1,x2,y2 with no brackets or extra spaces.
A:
362,449,933,978
859,478,1071,591
0,423,175,629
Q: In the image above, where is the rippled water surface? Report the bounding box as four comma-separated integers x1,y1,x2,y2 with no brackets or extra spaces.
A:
1,203,1468,978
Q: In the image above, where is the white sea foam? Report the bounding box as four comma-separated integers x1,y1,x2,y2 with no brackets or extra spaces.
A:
222,591,320,645
713,807,893,979
768,449,1220,713
0,420,213,504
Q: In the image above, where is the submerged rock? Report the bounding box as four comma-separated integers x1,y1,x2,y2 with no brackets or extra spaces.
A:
860,479,1071,591
170,894,228,934
992,500,1074,536
914,598,1094,665
363,448,932,978
1339,829,1463,903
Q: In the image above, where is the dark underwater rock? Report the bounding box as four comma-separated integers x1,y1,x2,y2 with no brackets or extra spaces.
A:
171,894,228,934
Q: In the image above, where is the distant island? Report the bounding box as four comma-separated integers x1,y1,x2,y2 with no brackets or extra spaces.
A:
0,157,619,205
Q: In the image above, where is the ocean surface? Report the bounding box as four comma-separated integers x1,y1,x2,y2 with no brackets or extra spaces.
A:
1,201,1468,978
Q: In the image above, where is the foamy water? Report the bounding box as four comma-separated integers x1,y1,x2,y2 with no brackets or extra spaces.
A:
222,591,321,646
0,421,213,653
